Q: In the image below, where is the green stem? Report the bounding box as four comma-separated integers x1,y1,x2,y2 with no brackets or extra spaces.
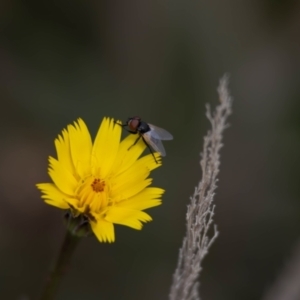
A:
38,230,80,300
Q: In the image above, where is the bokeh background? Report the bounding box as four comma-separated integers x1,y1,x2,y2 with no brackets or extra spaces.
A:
1,1,300,299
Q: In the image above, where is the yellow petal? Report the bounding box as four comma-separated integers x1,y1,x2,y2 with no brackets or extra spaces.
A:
48,157,78,196
92,118,121,178
54,129,76,177
111,178,153,200
116,187,164,210
105,207,152,230
68,118,92,179
111,151,161,194
44,199,69,209
112,133,146,176
112,163,150,196
36,183,70,209
135,153,162,171
91,219,115,243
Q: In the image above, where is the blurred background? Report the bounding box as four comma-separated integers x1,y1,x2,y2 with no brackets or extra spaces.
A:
1,1,300,299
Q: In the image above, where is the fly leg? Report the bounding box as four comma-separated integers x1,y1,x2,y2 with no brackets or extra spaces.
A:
126,130,137,134
128,134,142,151
142,137,158,164
114,120,136,132
114,120,127,127
114,121,136,133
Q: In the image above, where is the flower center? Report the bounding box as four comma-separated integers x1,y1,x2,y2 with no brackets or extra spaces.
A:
91,178,105,192
76,175,110,215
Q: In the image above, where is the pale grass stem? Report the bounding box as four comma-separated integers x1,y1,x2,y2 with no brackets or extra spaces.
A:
169,74,233,300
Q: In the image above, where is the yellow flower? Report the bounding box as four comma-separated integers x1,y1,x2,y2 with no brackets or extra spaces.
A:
36,117,164,243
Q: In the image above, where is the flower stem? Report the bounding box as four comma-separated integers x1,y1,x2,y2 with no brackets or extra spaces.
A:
38,230,80,300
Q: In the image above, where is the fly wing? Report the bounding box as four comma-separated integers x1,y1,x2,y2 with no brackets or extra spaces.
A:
148,124,173,140
143,131,166,156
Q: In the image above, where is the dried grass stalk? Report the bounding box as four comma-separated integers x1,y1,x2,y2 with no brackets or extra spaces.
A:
169,74,233,300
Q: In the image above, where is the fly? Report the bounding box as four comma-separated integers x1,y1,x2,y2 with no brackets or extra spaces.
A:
117,116,173,163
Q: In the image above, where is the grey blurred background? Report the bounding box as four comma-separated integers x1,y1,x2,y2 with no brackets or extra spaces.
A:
1,1,300,299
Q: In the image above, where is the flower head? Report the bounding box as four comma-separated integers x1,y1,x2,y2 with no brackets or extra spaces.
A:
37,118,164,242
